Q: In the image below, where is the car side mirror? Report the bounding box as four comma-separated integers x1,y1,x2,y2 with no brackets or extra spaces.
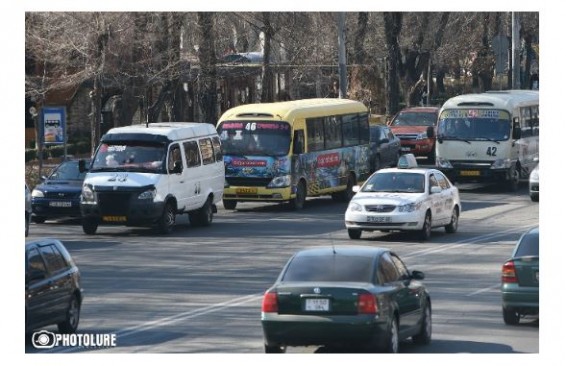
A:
426,126,435,138
352,185,360,193
379,138,389,145
430,186,442,194
78,159,88,173
411,270,425,280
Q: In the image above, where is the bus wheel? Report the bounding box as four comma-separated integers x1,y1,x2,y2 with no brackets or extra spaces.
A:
339,174,355,202
289,180,306,210
223,199,237,210
508,165,520,192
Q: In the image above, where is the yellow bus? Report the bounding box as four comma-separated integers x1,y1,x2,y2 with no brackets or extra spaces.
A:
216,98,372,210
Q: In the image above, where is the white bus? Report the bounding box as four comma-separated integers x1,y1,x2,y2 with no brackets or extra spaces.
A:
436,90,539,191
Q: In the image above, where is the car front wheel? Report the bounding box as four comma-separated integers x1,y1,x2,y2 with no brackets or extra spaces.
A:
412,302,432,345
348,229,362,239
419,212,432,241
82,218,98,235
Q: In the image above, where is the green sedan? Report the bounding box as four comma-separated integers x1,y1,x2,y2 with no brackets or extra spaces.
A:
501,227,539,325
261,246,431,353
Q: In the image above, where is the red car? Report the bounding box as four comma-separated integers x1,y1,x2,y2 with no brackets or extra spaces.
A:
388,107,439,164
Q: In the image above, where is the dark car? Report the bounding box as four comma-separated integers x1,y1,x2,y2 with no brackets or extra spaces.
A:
25,238,83,334
31,160,89,223
501,227,539,325
369,124,401,172
388,107,439,163
26,183,32,237
261,246,431,353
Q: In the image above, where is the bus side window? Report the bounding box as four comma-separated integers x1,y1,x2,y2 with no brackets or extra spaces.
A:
293,130,305,155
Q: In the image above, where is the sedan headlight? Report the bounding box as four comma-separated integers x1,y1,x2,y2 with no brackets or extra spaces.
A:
267,175,291,188
398,201,422,212
31,189,44,198
81,185,96,203
138,188,156,200
347,202,363,212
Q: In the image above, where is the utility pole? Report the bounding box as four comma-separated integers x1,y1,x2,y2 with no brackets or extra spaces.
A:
337,12,347,98
511,12,521,89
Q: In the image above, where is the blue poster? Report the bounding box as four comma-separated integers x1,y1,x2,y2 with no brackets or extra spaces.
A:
41,106,66,144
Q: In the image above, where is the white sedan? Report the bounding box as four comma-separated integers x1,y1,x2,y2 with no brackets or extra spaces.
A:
345,154,461,241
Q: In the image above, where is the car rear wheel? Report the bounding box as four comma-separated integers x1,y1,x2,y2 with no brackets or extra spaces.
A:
530,193,539,202
264,344,286,353
382,317,399,353
58,295,81,333
412,302,432,345
348,229,362,239
503,307,520,325
445,207,459,233
191,197,213,227
82,218,98,235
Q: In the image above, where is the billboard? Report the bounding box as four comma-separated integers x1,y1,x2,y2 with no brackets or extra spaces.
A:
41,106,66,145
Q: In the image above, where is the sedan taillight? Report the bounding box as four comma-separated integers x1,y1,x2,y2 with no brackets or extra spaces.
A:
357,293,378,314
262,292,278,313
502,261,518,283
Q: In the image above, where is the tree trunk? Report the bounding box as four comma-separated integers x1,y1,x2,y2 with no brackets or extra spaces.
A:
383,12,403,116
197,12,218,124
261,12,274,102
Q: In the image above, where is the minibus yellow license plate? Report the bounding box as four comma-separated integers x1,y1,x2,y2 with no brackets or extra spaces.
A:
102,216,127,222
460,170,480,176
236,187,258,194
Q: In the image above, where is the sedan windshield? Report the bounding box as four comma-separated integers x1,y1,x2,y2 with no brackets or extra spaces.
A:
362,172,425,193
282,254,373,282
48,161,87,181
391,112,437,127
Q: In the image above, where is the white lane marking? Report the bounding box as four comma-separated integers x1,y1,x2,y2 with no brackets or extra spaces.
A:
466,284,500,297
50,224,533,352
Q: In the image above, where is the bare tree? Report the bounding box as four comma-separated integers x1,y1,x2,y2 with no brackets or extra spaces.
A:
197,12,218,124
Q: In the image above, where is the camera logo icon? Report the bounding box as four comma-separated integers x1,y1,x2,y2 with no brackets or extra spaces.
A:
31,330,56,349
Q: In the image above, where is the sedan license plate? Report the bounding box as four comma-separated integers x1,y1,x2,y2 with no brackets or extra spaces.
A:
236,187,258,195
460,170,480,176
305,298,330,312
102,215,127,222
49,201,72,207
367,216,392,223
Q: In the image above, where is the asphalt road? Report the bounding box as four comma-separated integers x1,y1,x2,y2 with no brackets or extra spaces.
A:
25,182,539,355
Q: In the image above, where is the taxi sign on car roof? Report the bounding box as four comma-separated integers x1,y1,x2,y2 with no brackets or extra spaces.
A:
397,153,419,169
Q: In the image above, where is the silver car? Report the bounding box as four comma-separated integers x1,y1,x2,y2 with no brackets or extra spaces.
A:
529,163,539,202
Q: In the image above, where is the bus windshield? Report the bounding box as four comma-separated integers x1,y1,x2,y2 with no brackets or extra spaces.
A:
218,121,291,156
437,109,511,141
